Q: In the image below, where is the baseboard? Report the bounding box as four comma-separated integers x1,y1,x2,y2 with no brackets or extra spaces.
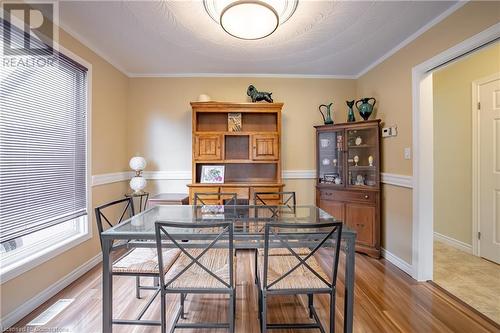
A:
381,248,413,277
1,253,102,330
434,232,472,254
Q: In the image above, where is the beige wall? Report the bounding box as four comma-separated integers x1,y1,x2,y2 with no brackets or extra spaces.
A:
127,77,357,204
433,43,500,245
0,28,130,318
357,1,500,262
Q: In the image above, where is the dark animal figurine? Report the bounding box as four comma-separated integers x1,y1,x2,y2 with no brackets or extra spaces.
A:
247,85,273,103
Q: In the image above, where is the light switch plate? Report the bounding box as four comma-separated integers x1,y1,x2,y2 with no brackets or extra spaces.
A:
382,127,391,137
404,147,411,160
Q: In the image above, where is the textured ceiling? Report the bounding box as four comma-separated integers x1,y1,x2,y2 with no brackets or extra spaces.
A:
58,1,458,76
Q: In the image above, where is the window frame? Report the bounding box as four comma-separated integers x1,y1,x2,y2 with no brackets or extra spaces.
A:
0,43,93,283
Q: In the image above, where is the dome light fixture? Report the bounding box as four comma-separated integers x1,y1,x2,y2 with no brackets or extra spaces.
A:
204,0,298,40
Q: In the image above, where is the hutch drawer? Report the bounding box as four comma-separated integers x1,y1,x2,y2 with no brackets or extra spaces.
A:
221,186,249,200
320,189,376,205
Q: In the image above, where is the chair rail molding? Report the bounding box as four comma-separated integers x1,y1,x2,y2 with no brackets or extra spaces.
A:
381,173,413,188
92,170,415,187
92,172,131,186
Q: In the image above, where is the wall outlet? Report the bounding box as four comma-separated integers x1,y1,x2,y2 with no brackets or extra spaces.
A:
404,147,411,160
390,126,398,136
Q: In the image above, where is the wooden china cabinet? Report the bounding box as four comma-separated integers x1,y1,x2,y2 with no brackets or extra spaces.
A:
315,120,381,258
188,102,284,204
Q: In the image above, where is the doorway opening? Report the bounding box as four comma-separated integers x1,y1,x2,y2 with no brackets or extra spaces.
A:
412,24,500,321
432,43,500,323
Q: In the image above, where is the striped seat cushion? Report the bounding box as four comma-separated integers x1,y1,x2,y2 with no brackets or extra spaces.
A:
258,252,330,290
112,248,180,274
165,248,232,289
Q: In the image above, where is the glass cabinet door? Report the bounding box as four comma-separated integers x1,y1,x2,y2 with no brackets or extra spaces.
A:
346,127,379,188
318,130,344,186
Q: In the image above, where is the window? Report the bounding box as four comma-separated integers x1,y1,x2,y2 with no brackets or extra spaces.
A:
0,20,91,281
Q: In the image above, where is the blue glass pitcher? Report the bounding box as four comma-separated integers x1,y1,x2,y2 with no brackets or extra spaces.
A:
355,98,376,121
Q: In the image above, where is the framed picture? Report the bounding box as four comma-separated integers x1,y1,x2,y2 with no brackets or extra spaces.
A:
200,165,225,184
228,112,242,132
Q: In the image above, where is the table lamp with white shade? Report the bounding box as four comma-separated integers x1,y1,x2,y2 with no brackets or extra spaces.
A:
129,156,147,194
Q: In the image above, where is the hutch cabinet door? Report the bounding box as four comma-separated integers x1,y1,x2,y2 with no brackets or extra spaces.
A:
345,126,380,188
194,134,222,160
345,203,375,246
317,129,345,187
251,134,279,160
319,199,345,222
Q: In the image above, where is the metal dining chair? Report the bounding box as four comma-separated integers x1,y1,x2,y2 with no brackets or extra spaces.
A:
155,220,235,333
253,191,296,208
193,192,238,206
251,191,297,280
257,221,343,332
95,197,180,328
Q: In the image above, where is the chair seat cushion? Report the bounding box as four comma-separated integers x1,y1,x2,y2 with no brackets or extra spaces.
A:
258,252,330,290
113,248,180,274
165,248,232,289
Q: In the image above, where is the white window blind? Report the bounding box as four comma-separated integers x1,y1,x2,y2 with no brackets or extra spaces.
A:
0,20,88,244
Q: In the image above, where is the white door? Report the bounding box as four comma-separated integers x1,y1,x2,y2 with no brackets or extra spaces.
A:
479,75,500,264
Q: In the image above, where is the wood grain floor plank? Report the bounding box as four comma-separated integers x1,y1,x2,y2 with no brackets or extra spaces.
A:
7,250,499,333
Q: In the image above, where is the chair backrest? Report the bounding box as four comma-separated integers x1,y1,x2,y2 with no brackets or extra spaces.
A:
262,221,342,291
94,197,135,247
155,221,234,290
193,192,237,206
254,191,296,207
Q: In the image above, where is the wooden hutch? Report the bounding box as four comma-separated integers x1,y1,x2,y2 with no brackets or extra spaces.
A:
315,120,381,258
188,102,284,204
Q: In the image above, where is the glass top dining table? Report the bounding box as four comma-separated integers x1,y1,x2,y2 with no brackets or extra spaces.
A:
100,205,356,333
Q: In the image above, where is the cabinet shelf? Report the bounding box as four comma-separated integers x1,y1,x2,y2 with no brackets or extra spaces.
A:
348,144,376,148
349,166,376,170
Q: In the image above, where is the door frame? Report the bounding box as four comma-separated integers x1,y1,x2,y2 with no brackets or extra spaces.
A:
411,23,500,281
471,73,500,257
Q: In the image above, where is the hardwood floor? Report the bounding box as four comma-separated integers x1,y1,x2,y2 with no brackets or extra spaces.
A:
9,250,500,333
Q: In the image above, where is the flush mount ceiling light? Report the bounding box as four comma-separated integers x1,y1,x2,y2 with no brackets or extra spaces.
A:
204,0,298,40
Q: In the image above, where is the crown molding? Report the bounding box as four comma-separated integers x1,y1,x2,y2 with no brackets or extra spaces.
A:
355,1,468,78
57,20,130,76
128,73,357,79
